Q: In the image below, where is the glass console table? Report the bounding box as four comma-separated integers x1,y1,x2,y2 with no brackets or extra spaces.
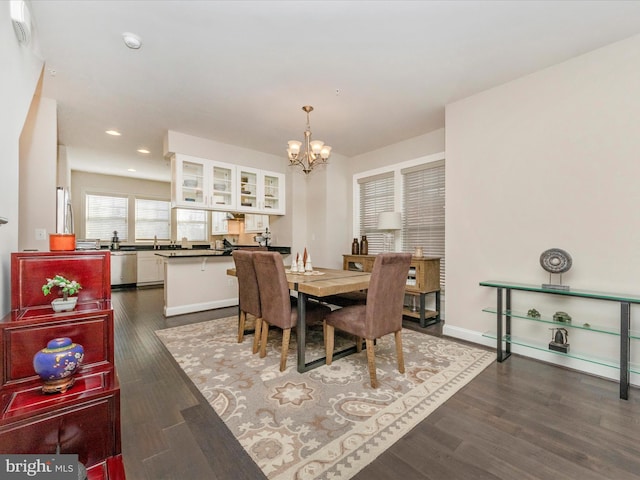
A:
480,280,640,400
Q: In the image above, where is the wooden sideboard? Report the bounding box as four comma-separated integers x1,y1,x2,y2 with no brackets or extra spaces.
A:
342,254,441,327
0,251,125,478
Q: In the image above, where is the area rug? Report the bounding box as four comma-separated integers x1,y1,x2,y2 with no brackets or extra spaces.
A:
156,316,494,480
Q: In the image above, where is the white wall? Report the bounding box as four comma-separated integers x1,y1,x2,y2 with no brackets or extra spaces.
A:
19,90,57,252
445,34,640,383
71,171,171,241
0,4,45,316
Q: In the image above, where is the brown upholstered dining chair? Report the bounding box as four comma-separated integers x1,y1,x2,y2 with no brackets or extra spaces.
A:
232,250,262,354
253,251,332,371
324,253,412,388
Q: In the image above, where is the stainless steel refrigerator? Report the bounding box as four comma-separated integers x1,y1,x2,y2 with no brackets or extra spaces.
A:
55,186,74,234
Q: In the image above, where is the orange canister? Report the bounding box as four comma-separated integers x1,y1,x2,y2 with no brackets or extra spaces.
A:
49,233,76,251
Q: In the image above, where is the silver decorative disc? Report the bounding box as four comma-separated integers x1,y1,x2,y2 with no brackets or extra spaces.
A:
540,248,572,274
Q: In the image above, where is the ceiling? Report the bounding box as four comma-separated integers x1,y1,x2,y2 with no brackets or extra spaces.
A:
28,0,640,182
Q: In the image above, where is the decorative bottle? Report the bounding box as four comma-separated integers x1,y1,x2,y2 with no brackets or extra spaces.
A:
360,235,368,255
351,238,360,255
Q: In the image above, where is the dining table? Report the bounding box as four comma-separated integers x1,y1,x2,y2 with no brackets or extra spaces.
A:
226,266,371,372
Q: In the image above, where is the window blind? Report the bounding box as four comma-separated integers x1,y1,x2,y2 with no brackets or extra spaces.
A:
401,160,445,288
176,209,207,242
358,172,394,254
135,198,171,241
85,194,128,241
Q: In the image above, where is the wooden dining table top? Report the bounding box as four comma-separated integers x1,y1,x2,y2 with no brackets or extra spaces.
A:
226,266,371,297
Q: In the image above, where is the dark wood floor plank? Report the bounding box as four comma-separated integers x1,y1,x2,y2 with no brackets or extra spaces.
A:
111,287,640,480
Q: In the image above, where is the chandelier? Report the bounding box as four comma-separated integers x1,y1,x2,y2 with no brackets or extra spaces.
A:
287,105,332,174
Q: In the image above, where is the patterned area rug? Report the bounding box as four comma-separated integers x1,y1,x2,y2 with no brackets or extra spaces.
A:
156,316,494,480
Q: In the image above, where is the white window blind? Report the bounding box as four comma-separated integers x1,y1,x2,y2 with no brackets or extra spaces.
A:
401,160,445,287
85,194,128,241
135,198,170,241
358,172,394,254
176,208,206,242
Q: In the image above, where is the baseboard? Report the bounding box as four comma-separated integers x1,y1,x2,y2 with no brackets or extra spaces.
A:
164,298,238,317
443,324,639,388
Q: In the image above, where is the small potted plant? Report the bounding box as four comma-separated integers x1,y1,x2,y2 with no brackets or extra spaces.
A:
42,275,82,312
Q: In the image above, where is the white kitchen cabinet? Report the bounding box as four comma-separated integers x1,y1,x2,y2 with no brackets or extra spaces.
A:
244,214,269,233
137,251,165,285
212,211,229,234
237,167,285,215
172,154,236,210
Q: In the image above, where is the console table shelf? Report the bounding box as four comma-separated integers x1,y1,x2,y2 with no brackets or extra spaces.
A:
480,280,640,400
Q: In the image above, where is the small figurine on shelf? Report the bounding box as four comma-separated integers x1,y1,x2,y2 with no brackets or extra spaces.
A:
297,254,305,273
305,253,313,272
291,253,299,272
549,327,569,353
527,308,541,318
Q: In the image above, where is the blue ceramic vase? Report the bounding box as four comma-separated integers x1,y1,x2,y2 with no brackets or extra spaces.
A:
33,337,84,394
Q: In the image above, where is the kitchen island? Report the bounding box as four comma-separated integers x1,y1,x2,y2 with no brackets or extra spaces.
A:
155,250,237,317
156,247,291,317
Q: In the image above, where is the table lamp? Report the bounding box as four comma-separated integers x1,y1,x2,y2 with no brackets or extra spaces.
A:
377,212,402,252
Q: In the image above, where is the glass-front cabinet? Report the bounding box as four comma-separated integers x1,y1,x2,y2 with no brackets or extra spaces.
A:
237,167,285,215
172,154,236,210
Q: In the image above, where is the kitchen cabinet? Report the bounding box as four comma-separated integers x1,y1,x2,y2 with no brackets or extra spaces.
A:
244,214,269,233
211,211,229,234
171,154,236,210
237,167,285,215
137,251,165,286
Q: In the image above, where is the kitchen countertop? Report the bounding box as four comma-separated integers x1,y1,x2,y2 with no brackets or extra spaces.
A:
154,250,231,258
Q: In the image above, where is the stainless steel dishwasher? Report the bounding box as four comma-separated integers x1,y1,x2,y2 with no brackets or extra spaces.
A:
110,251,137,287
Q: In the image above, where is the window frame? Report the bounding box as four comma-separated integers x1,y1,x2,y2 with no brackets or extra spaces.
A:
353,151,445,287
135,197,171,242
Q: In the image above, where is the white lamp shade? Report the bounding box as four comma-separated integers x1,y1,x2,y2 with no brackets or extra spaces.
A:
287,140,301,153
310,140,324,155
377,212,402,230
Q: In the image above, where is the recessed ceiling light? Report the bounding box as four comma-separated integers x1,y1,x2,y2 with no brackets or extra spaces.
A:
127,168,137,172
122,32,142,50
105,130,121,136
137,148,150,154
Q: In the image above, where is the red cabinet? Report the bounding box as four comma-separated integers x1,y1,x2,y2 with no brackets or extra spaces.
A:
0,251,124,478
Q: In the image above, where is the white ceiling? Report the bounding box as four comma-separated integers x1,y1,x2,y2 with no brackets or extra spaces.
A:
28,0,640,182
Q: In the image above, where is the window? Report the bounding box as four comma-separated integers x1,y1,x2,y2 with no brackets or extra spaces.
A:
176,208,207,242
135,198,171,241
85,194,128,241
402,160,445,287
358,173,394,254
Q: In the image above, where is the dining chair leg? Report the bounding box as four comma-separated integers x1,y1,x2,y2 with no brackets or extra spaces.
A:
252,317,262,354
259,322,269,358
238,311,246,343
280,328,291,371
325,323,335,365
356,336,362,353
365,339,377,388
395,330,405,374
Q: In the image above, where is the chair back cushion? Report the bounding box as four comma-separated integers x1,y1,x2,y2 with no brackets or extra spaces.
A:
253,251,295,329
365,253,412,338
232,250,261,317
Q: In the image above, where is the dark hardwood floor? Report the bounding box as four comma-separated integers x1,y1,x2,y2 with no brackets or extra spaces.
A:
112,287,640,480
